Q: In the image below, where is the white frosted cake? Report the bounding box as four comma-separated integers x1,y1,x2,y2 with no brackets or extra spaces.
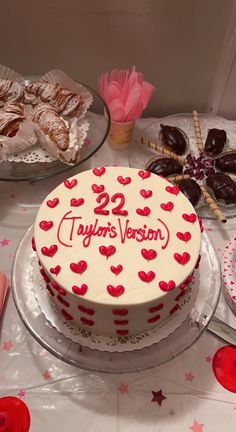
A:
33,166,201,337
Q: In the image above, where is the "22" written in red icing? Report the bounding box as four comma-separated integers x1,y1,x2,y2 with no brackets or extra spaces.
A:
94,193,128,216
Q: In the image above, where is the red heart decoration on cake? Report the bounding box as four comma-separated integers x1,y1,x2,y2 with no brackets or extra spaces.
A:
31,236,36,251
46,197,59,208
149,303,163,313
116,329,129,336
112,309,128,316
110,264,123,275
93,167,106,176
138,271,155,282
182,213,197,223
72,284,88,296
80,317,94,326
159,280,176,291
114,319,129,325
39,220,53,231
160,201,174,211
99,245,116,259
107,284,125,297
70,260,87,274
141,249,157,260
147,314,160,323
117,176,131,185
174,252,190,265
70,198,84,207
176,231,191,242
41,245,58,257
165,185,180,195
136,207,151,216
138,170,151,179
92,184,105,193
140,189,152,198
50,265,61,275
57,295,69,307
78,305,95,315
40,268,50,283
64,179,77,189
61,309,73,320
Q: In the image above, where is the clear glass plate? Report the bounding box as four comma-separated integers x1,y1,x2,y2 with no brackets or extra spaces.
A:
11,225,221,373
0,84,110,182
129,113,236,220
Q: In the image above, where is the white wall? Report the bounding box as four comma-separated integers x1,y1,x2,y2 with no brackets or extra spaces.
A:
1,0,235,117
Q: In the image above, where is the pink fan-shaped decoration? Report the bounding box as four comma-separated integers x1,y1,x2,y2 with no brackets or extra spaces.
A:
98,66,155,122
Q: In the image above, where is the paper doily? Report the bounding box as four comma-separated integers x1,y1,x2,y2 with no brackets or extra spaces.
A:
222,236,236,315
30,257,198,353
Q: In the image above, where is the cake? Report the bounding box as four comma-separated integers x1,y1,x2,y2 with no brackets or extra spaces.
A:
33,166,201,337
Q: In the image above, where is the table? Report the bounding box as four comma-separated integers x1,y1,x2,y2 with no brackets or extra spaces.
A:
0,116,235,431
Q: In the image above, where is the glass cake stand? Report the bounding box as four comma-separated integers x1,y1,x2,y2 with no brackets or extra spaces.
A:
0,84,110,182
129,113,236,220
11,225,221,373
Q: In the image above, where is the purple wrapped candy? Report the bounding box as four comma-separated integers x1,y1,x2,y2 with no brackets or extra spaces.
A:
146,156,183,177
159,124,188,155
178,179,202,207
204,128,227,157
215,151,236,174
206,173,236,204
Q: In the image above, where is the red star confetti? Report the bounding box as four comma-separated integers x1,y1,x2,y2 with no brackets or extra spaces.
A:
0,239,9,247
189,419,204,432
205,355,212,363
18,390,26,398
185,371,195,382
151,390,166,406
118,383,128,394
42,370,51,380
2,340,13,352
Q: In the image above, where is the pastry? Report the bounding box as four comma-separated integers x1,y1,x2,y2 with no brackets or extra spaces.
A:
0,79,23,105
33,167,201,337
0,102,25,137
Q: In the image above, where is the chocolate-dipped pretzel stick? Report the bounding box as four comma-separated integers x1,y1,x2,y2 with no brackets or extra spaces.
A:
192,110,204,153
140,137,185,165
167,174,190,182
200,185,227,223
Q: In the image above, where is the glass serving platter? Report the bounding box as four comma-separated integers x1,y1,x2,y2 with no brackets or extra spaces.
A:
129,113,236,220
11,225,221,373
0,83,110,182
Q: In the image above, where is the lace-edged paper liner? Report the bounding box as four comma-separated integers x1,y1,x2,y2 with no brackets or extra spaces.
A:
222,236,236,315
31,257,198,353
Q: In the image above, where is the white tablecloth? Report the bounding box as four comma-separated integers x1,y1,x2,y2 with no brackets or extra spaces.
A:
0,116,235,432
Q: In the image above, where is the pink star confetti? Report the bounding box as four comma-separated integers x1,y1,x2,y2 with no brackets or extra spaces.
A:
185,371,195,382
42,370,51,380
0,239,9,247
189,419,204,432
84,138,91,147
205,355,212,363
151,390,166,406
2,340,13,352
118,383,128,394
17,390,26,398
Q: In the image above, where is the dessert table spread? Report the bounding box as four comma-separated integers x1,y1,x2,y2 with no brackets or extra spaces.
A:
0,115,235,432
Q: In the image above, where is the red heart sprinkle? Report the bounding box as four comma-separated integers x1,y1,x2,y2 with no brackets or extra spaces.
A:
149,304,163,313
112,309,128,316
141,249,157,260
41,245,58,257
80,317,94,326
46,197,59,208
31,236,36,251
114,319,129,325
64,179,77,189
136,206,151,216
92,184,105,193
174,252,190,265
50,265,61,275
138,170,151,179
176,231,191,242
159,280,176,291
78,305,95,315
93,167,106,176
107,284,125,297
99,245,116,259
140,189,152,198
116,329,129,336
117,175,131,185
70,260,87,274
72,284,88,296
147,314,160,323
182,213,197,223
170,304,180,315
175,289,186,301
138,271,155,283
57,295,69,307
110,264,123,275
40,268,50,283
230,281,235,285
165,185,180,195
61,309,73,320
160,201,174,211
39,220,53,231
70,198,84,207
